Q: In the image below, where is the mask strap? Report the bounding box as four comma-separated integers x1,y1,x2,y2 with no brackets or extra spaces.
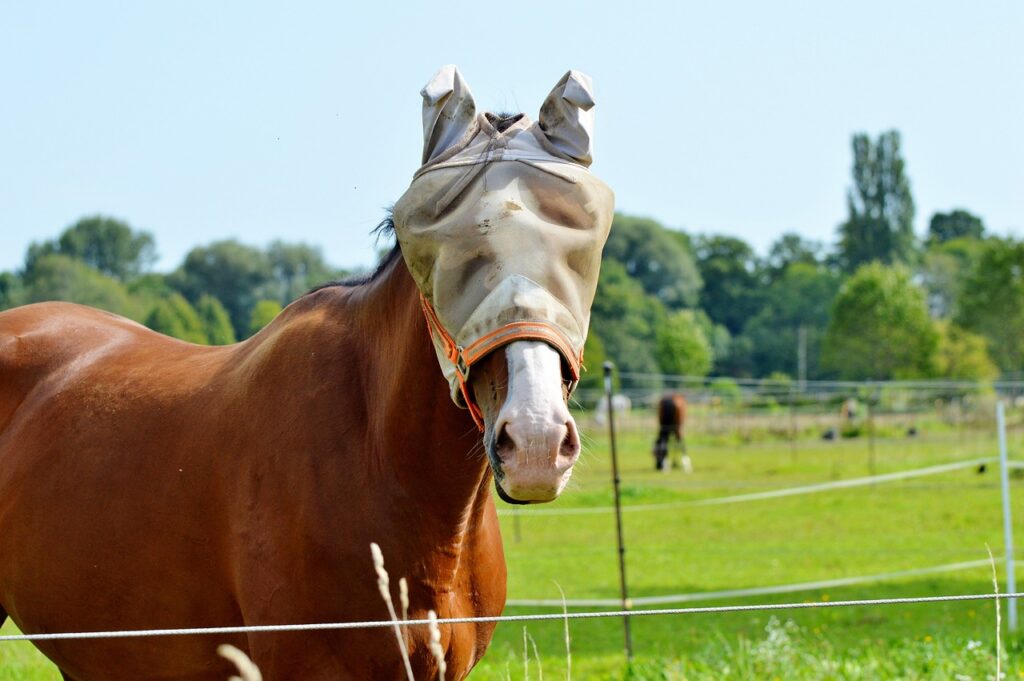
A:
419,295,585,433
419,294,485,431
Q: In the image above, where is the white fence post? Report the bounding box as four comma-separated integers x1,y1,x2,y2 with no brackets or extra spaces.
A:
997,400,1018,632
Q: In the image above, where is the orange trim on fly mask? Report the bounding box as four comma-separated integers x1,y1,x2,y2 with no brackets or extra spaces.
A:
418,294,583,433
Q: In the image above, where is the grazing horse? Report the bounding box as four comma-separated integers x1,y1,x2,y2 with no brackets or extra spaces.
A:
653,393,689,471
0,67,613,680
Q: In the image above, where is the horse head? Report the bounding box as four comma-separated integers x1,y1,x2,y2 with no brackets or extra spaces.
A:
393,66,614,504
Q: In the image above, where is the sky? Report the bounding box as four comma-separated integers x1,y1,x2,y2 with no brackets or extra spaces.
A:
1,1,1021,274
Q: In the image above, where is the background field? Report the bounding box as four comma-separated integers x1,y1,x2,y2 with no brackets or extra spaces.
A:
3,389,1023,679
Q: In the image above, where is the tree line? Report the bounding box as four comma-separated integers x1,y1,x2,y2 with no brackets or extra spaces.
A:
1,130,1019,387
0,219,346,344
585,131,1016,389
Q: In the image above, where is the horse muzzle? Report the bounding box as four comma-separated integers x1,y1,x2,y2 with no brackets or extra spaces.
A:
475,340,581,504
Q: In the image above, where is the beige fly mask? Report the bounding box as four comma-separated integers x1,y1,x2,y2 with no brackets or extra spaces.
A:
393,66,615,428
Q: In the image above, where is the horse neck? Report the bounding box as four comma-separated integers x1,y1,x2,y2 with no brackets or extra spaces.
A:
343,253,493,521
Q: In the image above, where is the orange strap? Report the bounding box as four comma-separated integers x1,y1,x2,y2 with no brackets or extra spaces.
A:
418,294,583,432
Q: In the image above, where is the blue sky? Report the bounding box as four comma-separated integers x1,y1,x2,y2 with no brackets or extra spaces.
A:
1,1,1021,273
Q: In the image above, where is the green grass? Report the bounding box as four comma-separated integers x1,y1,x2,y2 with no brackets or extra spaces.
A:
472,410,1024,679
4,410,1024,679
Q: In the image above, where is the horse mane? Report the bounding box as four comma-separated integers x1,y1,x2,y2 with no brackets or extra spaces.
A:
305,215,399,294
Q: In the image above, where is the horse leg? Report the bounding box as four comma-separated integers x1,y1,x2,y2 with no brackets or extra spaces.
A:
653,437,666,471
676,430,692,473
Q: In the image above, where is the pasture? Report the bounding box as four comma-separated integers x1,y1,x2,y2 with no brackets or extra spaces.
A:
3,397,1023,679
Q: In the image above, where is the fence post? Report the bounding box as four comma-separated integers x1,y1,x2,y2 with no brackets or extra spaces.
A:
603,361,633,660
997,400,1018,632
789,385,798,465
867,383,877,477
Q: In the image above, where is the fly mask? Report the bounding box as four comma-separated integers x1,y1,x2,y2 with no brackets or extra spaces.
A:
393,66,615,428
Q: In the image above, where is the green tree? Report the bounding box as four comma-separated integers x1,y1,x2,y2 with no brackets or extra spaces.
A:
264,241,341,303
26,216,156,281
22,254,135,317
928,209,985,244
918,237,985,318
741,263,840,378
765,233,823,281
836,131,916,272
602,214,702,309
249,299,283,335
145,299,188,340
694,235,762,335
821,263,938,380
196,295,236,345
0,272,23,310
169,240,273,339
589,260,665,375
956,238,1024,373
934,321,998,380
144,294,207,343
578,329,608,392
655,310,712,376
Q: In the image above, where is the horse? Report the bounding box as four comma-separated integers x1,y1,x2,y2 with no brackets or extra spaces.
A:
653,393,690,472
0,66,614,680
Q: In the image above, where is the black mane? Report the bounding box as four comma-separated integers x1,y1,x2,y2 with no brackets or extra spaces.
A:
305,215,399,294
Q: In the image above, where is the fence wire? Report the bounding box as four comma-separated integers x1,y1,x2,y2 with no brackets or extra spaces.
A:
2,592,1021,643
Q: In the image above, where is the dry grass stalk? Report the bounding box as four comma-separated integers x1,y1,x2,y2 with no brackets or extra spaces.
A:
522,626,529,681
217,644,263,681
400,577,410,623
554,582,571,681
427,609,447,680
370,542,416,681
527,630,543,681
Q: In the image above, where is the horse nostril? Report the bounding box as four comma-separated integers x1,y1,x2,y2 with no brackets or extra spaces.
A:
495,422,514,457
560,420,580,459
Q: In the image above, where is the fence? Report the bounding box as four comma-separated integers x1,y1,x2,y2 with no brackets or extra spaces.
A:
2,375,1022,671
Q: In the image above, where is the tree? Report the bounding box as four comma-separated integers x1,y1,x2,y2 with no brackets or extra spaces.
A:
956,238,1024,373
821,263,937,380
655,310,712,376
145,300,188,340
196,295,236,345
0,272,22,311
578,329,608,392
169,240,273,339
741,263,840,378
249,299,283,335
765,233,823,281
26,216,156,281
934,321,998,380
918,237,985,318
836,131,916,272
928,209,985,244
694,235,762,335
264,241,341,303
144,294,207,343
588,260,665,375
22,254,135,317
601,214,702,309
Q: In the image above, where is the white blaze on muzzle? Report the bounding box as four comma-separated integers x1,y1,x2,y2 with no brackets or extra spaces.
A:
393,66,615,429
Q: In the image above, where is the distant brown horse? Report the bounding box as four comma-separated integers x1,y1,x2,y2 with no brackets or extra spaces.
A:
653,393,689,471
0,67,613,680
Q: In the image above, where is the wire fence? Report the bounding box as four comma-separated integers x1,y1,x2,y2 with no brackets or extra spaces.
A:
3,375,1021,667
3,592,1022,643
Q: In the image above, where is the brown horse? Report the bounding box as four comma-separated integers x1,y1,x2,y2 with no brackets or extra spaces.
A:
653,393,688,471
0,67,613,680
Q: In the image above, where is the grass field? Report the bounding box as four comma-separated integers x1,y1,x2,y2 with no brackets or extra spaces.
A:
3,405,1023,679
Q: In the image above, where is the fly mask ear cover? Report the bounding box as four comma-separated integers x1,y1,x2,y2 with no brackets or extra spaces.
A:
393,66,615,429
